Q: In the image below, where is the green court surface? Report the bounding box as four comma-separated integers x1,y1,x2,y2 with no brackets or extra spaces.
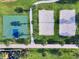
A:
3,16,28,39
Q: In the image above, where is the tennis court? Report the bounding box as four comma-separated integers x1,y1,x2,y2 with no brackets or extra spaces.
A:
39,10,54,35
59,10,76,36
3,16,28,39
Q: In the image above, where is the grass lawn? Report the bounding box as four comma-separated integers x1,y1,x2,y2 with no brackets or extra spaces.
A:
20,49,79,59
0,53,3,59
33,0,79,44
0,0,36,44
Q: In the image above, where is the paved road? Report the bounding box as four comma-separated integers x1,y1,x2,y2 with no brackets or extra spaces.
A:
33,0,59,5
0,44,78,48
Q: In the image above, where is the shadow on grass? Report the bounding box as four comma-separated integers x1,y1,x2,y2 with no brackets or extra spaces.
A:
48,49,59,54
37,49,46,53
76,13,79,26
48,49,63,56
57,0,78,4
64,35,79,44
47,39,59,44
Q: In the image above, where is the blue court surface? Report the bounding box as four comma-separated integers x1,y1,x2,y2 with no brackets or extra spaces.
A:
3,15,28,39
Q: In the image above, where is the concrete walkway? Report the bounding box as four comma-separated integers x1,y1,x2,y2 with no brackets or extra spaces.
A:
26,44,79,48
0,44,78,48
33,0,59,5
29,8,35,45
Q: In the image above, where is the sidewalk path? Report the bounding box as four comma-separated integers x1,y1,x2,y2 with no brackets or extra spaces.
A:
33,0,59,5
29,8,35,44
0,44,78,48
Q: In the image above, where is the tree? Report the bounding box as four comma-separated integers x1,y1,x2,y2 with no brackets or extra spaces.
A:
4,40,9,46
21,49,29,57
59,40,65,46
16,38,30,45
74,52,79,58
3,39,13,46
15,7,24,13
37,49,47,57
16,38,25,44
42,39,47,46
58,49,63,56
42,51,47,57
